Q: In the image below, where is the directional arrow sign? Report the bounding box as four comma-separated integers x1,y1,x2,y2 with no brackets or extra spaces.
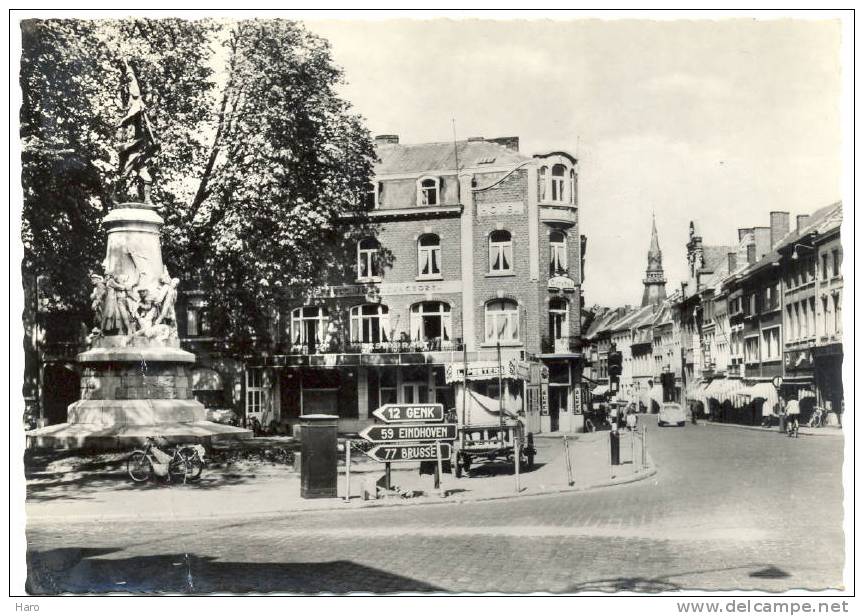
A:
360,423,456,443
366,442,452,463
372,403,444,423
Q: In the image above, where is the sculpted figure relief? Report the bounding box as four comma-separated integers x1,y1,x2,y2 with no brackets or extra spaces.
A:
89,274,106,330
102,272,140,334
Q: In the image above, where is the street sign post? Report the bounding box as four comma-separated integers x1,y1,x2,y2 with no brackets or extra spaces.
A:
359,423,457,443
366,442,453,463
372,403,444,423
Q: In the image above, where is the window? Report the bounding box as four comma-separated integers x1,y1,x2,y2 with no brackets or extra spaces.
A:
794,303,801,340
350,304,389,343
538,166,548,201
187,307,199,336
548,298,569,340
833,293,841,334
489,230,513,273
822,296,830,335
808,297,815,337
290,306,328,347
549,231,567,275
357,237,381,280
551,164,567,202
485,299,520,343
409,301,451,342
832,249,840,277
245,368,264,417
417,234,441,278
363,182,379,209
418,176,439,206
821,253,828,280
569,169,577,205
801,300,809,338
761,327,780,361
785,305,794,341
744,336,760,364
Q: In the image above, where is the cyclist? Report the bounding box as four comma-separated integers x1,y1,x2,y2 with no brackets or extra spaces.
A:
785,398,800,437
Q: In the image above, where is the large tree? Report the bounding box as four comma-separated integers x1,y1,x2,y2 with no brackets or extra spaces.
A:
20,18,376,352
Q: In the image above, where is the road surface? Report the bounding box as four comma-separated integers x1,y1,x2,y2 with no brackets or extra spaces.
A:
25,421,845,593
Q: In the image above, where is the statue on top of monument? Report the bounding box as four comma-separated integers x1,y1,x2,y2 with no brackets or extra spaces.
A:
117,59,159,203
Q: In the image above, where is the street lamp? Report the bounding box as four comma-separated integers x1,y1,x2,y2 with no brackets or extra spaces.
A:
791,243,814,261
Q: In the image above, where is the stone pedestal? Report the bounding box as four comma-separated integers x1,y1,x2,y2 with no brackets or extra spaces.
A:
27,202,251,449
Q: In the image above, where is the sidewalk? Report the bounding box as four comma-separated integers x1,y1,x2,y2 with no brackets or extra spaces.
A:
700,421,845,438
25,432,655,523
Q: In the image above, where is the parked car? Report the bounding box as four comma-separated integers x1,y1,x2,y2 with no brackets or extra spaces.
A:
658,403,686,427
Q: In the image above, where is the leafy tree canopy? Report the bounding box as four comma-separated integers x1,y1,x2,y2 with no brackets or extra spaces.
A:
20,18,377,350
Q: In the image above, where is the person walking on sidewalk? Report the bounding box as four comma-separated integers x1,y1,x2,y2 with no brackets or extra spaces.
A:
785,398,800,437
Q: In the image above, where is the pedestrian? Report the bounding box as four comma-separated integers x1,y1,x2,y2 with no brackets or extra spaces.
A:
785,397,800,436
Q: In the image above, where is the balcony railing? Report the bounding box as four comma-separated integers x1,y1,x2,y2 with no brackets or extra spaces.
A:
541,336,581,354
279,338,464,355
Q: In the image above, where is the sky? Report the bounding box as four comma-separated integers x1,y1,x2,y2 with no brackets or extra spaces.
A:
305,17,842,307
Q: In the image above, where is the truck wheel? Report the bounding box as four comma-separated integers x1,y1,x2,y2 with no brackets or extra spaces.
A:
462,456,472,474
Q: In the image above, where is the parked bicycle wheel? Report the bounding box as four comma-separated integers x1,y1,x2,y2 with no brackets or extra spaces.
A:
127,451,152,482
178,447,205,481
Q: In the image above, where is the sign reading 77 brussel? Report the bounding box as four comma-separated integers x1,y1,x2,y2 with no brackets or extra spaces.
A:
366,443,453,463
372,403,444,423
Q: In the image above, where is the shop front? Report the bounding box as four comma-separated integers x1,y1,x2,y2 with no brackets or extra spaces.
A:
814,343,843,425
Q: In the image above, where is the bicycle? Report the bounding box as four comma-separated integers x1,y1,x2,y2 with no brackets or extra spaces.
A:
786,418,799,438
127,436,206,483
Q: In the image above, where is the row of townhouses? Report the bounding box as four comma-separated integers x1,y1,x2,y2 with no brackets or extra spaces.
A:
584,202,844,427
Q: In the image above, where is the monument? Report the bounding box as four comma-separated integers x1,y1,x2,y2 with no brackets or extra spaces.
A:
27,61,251,448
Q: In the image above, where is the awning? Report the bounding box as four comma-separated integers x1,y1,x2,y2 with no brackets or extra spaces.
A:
591,384,610,397
738,382,779,410
685,381,708,401
640,385,664,406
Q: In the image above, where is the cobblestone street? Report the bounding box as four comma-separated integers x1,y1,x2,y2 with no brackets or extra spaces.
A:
25,422,845,594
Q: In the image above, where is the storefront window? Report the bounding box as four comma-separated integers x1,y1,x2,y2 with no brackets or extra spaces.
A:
245,368,264,417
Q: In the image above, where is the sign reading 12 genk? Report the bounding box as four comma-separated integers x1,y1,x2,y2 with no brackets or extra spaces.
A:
371,403,444,424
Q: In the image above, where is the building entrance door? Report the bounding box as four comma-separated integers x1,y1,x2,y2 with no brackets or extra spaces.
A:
549,386,568,432
402,381,429,404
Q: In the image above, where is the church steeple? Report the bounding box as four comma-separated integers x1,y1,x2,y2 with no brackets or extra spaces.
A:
642,214,667,307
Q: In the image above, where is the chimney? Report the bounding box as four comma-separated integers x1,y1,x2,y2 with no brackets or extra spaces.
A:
752,227,772,260
797,214,811,234
374,134,399,146
770,211,790,247
738,228,753,241
728,252,737,273
746,244,756,265
488,136,520,152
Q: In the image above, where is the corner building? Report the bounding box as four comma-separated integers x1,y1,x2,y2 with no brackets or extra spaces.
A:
244,135,583,434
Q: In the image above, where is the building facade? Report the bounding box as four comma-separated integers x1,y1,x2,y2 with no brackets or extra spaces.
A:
183,135,584,434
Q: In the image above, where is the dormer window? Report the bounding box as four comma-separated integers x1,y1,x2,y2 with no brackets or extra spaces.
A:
418,176,439,206
363,182,379,209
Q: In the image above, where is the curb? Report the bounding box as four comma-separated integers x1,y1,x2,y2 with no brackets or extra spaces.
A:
701,421,844,438
27,460,658,524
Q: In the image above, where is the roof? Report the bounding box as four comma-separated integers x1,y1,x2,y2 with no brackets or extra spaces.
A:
584,308,623,340
735,202,842,280
776,202,842,250
375,139,530,176
609,304,656,333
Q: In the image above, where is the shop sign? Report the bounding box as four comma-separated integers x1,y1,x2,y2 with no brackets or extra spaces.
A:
572,388,582,414
784,349,814,371
548,275,576,293
540,385,549,415
445,361,515,383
